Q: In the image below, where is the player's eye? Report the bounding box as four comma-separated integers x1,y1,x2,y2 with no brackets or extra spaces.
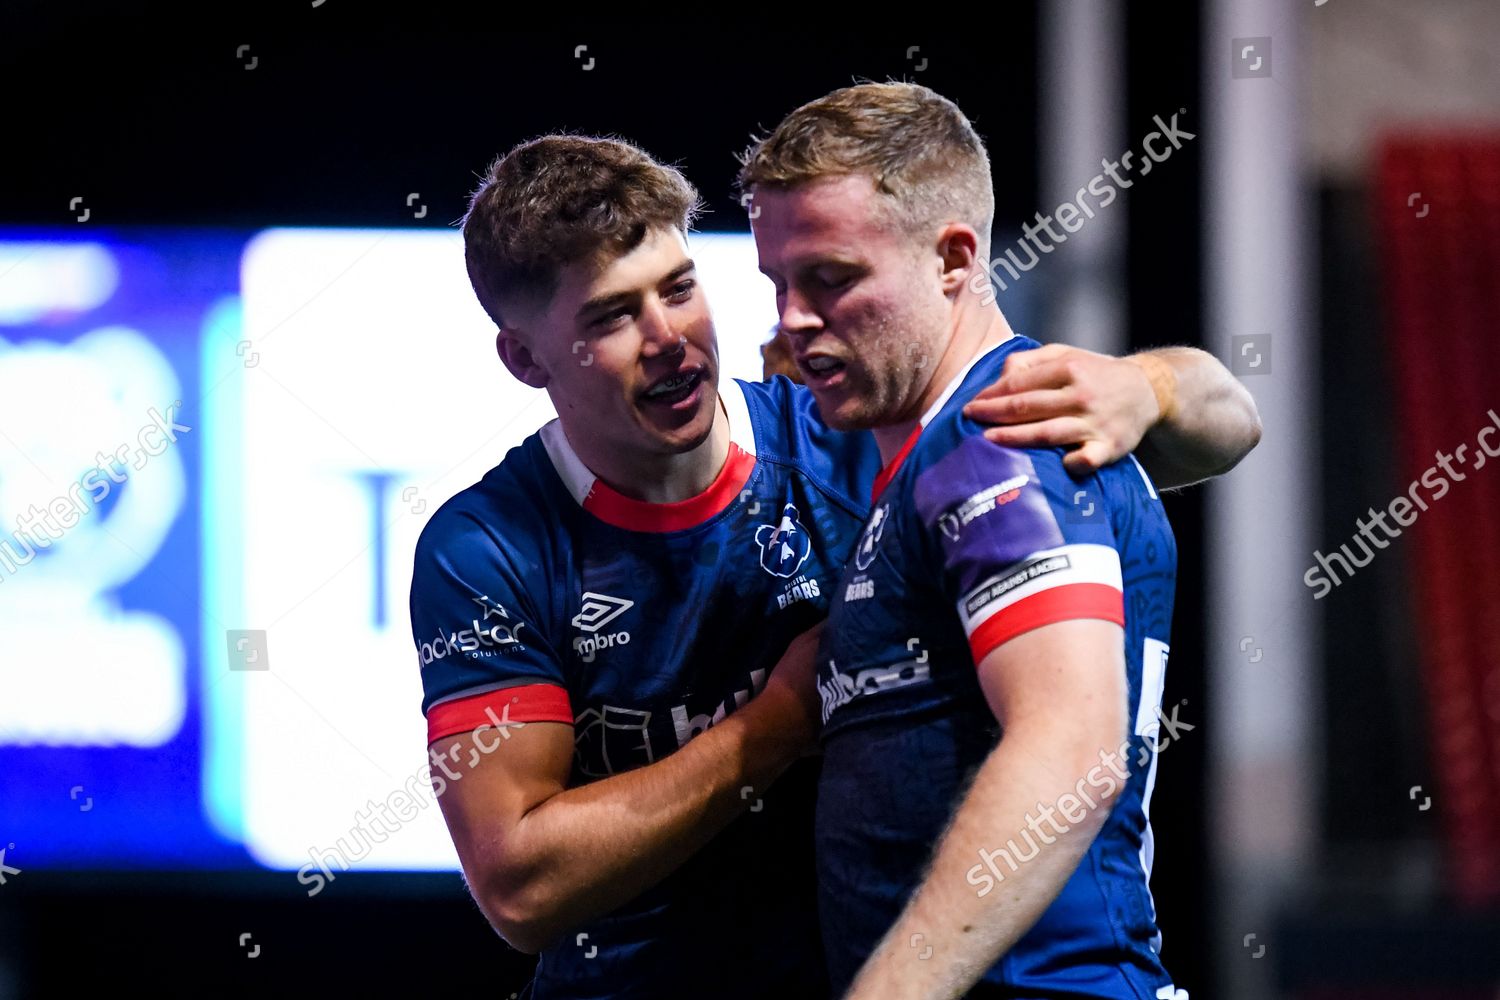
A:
591,308,631,329
665,279,696,303
804,263,859,292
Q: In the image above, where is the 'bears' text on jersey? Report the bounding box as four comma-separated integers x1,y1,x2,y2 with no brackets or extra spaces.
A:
410,376,879,1000
815,336,1183,999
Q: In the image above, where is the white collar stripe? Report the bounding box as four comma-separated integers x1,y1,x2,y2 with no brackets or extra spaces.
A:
920,347,993,428
539,376,756,509
539,419,595,506
718,377,757,457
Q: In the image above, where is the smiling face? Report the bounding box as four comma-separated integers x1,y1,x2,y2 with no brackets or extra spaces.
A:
751,175,950,431
498,226,720,460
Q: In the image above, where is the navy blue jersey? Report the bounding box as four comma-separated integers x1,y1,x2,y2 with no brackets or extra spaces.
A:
409,376,879,999
816,337,1183,999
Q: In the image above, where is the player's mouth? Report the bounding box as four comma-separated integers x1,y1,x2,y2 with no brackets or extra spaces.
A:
798,353,848,392
640,365,707,411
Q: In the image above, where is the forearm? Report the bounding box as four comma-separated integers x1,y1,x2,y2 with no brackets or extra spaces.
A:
491,685,807,948
844,725,1115,1000
1130,346,1262,488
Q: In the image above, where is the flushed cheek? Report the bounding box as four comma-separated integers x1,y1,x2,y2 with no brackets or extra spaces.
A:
686,330,718,365
558,364,634,413
684,307,714,338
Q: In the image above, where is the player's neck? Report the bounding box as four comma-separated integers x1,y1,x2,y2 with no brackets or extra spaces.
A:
878,306,1014,461
872,422,918,466
872,310,1011,462
568,392,731,505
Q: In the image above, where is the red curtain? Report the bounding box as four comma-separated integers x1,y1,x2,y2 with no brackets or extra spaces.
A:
1378,133,1500,906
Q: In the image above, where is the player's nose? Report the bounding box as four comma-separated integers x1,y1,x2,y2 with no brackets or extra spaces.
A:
777,287,822,340
638,298,686,358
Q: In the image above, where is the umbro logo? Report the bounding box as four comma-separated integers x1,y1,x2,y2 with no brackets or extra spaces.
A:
571,592,635,633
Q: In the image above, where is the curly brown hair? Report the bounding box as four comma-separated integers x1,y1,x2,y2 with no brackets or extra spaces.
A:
461,135,704,327
736,82,993,253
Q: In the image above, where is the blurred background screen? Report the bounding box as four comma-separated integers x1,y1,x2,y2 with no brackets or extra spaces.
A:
0,228,784,872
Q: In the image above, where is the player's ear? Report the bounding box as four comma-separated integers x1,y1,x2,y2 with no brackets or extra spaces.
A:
936,223,981,296
497,328,549,389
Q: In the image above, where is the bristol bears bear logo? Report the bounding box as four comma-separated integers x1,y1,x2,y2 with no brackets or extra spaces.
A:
754,503,812,578
854,503,890,571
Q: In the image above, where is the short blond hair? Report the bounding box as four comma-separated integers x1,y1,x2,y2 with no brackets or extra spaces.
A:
736,82,993,253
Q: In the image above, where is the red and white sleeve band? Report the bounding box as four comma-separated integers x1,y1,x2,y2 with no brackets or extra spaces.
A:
958,543,1125,664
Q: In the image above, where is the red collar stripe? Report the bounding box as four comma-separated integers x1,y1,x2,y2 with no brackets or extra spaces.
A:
871,425,922,502
584,443,757,532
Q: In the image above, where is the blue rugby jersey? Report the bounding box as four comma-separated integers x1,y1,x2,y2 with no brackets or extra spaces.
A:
410,376,879,999
815,336,1184,999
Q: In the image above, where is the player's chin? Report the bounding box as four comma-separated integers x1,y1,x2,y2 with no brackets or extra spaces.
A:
807,378,873,432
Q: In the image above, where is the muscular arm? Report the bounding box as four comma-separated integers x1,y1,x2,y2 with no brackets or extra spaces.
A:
964,343,1262,488
1128,346,1263,485
434,627,822,954
842,619,1129,1000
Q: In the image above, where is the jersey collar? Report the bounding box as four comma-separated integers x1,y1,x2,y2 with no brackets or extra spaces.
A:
871,339,1008,503
540,376,758,533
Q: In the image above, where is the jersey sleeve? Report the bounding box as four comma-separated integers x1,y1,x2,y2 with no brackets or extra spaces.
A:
409,506,573,745
912,433,1125,666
